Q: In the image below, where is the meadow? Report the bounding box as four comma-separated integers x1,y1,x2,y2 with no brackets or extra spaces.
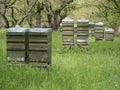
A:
0,29,120,90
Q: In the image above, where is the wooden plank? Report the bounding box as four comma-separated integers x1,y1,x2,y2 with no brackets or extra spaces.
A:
77,27,89,31
77,23,89,27
62,27,74,30
7,32,25,35
29,35,48,41
95,30,104,33
7,40,25,43
77,35,88,39
62,42,74,45
7,51,25,57
62,36,74,42
29,33,48,35
95,33,104,39
29,40,48,44
77,31,89,35
95,27,104,29
7,43,25,49
29,44,51,49
62,23,74,27
29,51,49,63
77,42,88,45
62,31,74,35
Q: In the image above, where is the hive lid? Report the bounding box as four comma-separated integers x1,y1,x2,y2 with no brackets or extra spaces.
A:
95,22,104,26
89,22,95,25
105,28,114,32
62,18,74,22
7,27,28,32
29,28,52,32
77,18,89,22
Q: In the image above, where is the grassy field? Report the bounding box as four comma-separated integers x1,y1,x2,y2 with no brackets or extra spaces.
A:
0,29,120,90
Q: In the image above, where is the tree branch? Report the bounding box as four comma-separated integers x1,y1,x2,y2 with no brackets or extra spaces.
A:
17,0,38,25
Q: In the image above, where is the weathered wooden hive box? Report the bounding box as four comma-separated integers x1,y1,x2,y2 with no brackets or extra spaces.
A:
61,18,74,47
28,28,52,66
105,29,114,41
89,22,95,36
95,22,104,41
7,27,28,64
76,19,89,48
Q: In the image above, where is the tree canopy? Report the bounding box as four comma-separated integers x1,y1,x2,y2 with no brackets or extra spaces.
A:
0,0,120,31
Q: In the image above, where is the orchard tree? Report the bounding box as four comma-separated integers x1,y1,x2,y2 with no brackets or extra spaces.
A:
0,0,39,28
0,0,17,28
25,0,44,27
43,0,75,30
0,0,76,30
79,0,120,33
96,0,120,33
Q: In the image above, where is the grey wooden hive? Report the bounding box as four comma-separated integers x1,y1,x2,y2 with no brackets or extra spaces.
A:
105,29,114,41
95,22,104,41
61,18,74,48
6,27,28,64
76,19,89,48
28,28,52,66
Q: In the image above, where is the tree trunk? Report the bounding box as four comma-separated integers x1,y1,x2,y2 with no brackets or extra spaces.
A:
47,13,52,28
2,14,10,28
36,12,41,27
111,23,119,34
35,2,44,27
51,12,61,30
26,15,34,27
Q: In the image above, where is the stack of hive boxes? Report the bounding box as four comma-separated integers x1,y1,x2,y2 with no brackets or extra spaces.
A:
61,18,74,47
105,28,114,41
95,22,104,41
76,19,89,48
7,28,52,67
89,22,95,36
7,27,28,64
28,28,52,66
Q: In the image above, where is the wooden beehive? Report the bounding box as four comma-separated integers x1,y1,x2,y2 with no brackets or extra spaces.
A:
7,27,28,64
61,18,74,47
95,22,104,41
28,28,52,66
89,22,95,36
105,29,114,41
76,19,89,48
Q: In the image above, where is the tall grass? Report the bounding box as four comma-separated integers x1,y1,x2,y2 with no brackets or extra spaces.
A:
0,29,120,90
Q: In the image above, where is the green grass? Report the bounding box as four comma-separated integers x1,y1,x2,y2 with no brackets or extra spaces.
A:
0,29,120,90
